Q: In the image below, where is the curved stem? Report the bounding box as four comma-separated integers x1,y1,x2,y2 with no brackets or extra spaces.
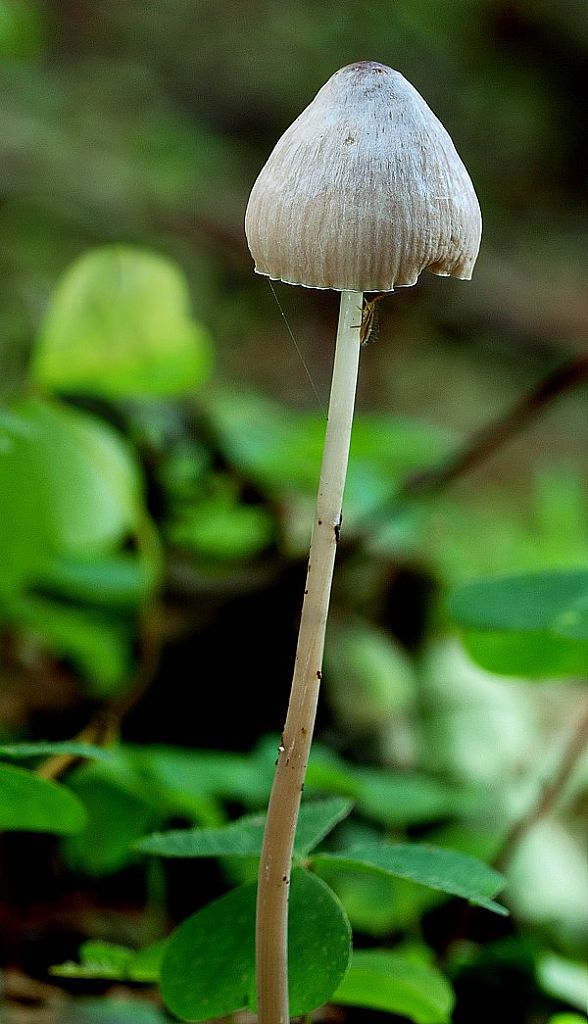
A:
256,290,363,1024
494,700,588,873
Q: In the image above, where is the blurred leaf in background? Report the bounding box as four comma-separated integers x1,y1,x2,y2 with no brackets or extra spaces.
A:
33,246,212,398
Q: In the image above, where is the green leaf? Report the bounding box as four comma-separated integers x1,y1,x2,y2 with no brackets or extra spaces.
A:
129,744,273,811
280,870,352,1017
161,881,254,1020
547,1016,588,1024
168,493,274,561
0,741,112,761
449,570,588,638
0,762,86,833
333,949,455,1024
36,553,153,609
33,245,212,397
51,939,164,983
293,796,354,854
312,843,507,915
0,398,141,597
161,869,351,1020
461,630,588,679
63,763,156,875
448,571,588,678
130,940,166,983
54,940,135,980
135,797,353,858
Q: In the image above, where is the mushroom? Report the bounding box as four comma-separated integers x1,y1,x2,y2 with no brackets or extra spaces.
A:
245,60,481,1024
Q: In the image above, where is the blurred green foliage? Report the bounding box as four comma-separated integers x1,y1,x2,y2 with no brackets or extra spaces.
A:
0,2,586,1021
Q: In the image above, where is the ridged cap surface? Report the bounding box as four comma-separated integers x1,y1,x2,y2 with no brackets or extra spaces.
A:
245,61,481,292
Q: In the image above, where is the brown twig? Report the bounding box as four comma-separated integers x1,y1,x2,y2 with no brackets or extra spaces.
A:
494,699,588,873
397,353,588,501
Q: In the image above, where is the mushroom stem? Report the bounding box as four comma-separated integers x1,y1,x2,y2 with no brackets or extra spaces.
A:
256,289,363,1024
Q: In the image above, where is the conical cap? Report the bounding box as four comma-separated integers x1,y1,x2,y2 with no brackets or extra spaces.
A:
245,61,481,292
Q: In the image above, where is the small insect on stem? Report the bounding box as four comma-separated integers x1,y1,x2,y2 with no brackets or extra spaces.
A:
358,293,387,346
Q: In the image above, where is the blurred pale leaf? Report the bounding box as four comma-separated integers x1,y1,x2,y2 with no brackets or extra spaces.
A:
0,398,141,597
33,246,212,397
538,954,588,1013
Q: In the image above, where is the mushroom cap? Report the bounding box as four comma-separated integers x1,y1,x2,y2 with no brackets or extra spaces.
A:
245,61,481,292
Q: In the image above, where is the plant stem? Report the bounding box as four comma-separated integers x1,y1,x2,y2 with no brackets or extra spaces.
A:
256,290,363,1024
494,700,588,873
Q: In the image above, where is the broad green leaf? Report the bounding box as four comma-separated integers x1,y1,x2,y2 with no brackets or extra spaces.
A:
51,939,164,983
333,949,455,1024
168,492,274,561
161,881,255,1020
0,741,112,761
277,870,352,1017
36,553,153,609
161,869,351,1020
461,630,588,679
33,246,212,397
0,398,141,597
448,571,588,677
0,762,86,833
449,570,588,639
63,764,157,875
312,843,507,914
135,797,353,858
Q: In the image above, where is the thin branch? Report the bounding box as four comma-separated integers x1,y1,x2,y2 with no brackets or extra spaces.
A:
398,353,588,501
494,700,588,873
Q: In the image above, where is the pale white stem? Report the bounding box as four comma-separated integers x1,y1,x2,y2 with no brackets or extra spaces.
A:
256,290,363,1024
